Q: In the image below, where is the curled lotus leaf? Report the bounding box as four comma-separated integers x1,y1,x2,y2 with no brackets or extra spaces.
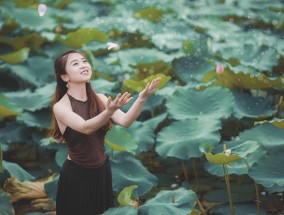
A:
254,118,284,129
200,144,241,165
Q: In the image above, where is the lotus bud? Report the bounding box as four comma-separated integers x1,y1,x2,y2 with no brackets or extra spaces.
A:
216,63,224,74
107,42,120,50
38,4,47,16
224,149,231,156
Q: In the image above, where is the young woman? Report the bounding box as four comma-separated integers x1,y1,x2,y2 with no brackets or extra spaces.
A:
49,50,160,215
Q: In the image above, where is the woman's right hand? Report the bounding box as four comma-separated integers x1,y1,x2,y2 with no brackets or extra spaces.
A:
105,92,133,115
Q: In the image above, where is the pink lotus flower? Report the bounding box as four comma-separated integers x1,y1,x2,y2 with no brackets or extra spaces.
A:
216,63,224,74
38,4,47,16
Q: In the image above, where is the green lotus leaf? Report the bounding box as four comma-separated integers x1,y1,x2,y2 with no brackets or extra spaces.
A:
134,7,164,22
204,186,256,203
17,110,51,129
132,60,174,78
105,48,181,72
219,43,278,72
0,48,29,64
239,123,284,153
0,94,22,118
0,123,30,144
105,125,138,154
52,2,102,30
138,187,197,215
6,7,56,31
151,33,188,51
126,121,154,154
203,68,284,90
254,118,284,129
126,113,166,154
110,152,157,196
166,87,234,120
156,119,221,160
249,148,284,188
55,144,68,168
237,1,283,10
0,34,45,50
7,56,54,87
143,112,167,130
86,54,120,77
265,184,284,193
44,175,59,201
58,28,108,49
90,78,116,95
117,185,138,207
102,206,138,215
0,188,14,215
4,83,55,111
211,203,267,215
172,56,214,83
123,73,170,93
24,212,46,215
233,91,275,119
187,16,242,45
82,15,155,36
2,160,34,182
141,94,164,112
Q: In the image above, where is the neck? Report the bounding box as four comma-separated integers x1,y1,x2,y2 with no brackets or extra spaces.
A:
67,83,88,101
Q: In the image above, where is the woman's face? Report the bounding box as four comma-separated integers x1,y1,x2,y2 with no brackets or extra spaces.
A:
64,53,92,84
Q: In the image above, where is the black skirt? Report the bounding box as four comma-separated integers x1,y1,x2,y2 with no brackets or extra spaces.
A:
56,158,114,215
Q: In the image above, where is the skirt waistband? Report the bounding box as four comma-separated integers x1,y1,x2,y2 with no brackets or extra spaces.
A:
61,157,109,177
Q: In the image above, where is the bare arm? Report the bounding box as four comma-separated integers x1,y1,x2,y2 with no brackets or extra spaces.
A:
103,78,160,128
53,92,132,134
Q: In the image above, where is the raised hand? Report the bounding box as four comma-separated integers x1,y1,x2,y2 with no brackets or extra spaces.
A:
139,78,161,100
105,92,133,114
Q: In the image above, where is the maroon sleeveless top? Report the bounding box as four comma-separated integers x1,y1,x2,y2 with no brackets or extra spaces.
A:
63,94,107,168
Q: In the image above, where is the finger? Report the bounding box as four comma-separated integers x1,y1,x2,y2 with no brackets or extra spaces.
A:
120,92,129,100
114,93,121,104
106,96,111,107
151,78,160,89
145,83,150,91
124,97,133,105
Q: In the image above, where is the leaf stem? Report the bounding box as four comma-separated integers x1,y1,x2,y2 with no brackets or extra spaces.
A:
255,183,260,215
223,164,234,215
196,198,207,215
192,158,200,192
181,160,189,182
276,95,283,118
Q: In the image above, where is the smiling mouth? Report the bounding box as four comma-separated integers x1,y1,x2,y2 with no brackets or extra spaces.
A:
80,70,88,74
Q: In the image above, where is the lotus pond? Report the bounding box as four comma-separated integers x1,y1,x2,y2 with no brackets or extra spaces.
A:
0,0,284,214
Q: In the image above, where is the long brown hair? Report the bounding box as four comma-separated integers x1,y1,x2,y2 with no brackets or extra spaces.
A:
48,50,111,142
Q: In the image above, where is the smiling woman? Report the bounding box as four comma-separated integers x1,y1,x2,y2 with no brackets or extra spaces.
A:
48,50,160,215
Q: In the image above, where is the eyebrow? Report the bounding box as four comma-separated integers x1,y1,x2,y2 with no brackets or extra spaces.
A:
70,58,86,65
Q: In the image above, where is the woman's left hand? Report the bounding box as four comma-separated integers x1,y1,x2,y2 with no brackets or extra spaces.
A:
139,78,161,100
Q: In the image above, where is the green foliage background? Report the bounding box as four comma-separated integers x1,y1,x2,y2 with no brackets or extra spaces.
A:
0,0,284,214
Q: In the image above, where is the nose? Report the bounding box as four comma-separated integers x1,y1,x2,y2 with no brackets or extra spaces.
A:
80,63,86,69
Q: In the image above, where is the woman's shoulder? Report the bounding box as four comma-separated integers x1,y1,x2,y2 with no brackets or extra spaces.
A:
53,94,70,110
96,93,107,101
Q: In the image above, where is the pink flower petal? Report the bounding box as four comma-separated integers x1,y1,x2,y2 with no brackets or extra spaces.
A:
38,4,47,16
216,63,224,74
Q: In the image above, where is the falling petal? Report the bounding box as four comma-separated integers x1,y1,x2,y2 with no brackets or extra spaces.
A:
216,63,224,74
38,4,47,16
107,42,120,50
